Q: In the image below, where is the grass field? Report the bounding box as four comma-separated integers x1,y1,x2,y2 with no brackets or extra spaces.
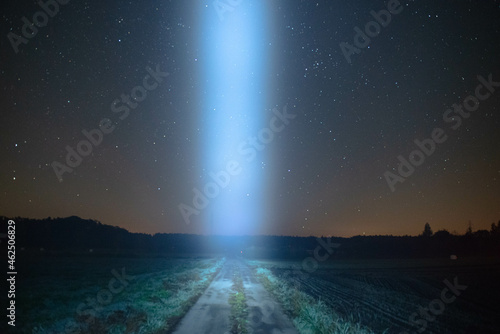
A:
248,257,500,334
12,253,225,334
9,253,500,334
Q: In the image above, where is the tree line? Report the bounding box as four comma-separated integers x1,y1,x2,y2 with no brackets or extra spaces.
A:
1,216,499,259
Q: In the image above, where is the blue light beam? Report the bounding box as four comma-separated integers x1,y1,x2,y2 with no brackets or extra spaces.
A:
201,2,270,235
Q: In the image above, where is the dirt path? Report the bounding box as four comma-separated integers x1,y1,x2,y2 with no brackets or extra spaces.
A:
172,258,297,334
238,260,298,334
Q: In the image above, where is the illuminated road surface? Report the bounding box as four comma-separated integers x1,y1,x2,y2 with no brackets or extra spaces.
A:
172,259,297,334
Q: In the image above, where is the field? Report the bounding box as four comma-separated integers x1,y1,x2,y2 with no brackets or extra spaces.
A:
7,253,500,334
248,257,500,334
10,252,225,334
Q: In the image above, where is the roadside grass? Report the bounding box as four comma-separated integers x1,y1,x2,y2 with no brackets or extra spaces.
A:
251,266,378,334
228,266,248,334
30,257,225,334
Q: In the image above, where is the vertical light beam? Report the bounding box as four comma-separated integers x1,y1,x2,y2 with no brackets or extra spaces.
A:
201,1,270,235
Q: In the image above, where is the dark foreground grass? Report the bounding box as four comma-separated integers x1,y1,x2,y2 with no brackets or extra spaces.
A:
249,264,378,334
22,257,226,334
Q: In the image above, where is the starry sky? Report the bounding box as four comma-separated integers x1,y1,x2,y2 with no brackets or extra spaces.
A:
1,0,499,237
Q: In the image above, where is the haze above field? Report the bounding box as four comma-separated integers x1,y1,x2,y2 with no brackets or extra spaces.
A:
1,1,499,237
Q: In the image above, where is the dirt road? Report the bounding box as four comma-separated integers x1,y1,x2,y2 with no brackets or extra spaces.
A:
172,258,297,334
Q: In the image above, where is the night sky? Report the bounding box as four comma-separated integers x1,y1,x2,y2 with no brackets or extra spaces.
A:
1,0,499,237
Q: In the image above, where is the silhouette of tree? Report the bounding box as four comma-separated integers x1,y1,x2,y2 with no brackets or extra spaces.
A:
473,230,490,238
491,221,500,237
466,220,473,236
433,229,451,238
421,222,433,237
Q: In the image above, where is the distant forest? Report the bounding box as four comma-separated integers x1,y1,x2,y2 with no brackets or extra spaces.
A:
1,216,499,259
